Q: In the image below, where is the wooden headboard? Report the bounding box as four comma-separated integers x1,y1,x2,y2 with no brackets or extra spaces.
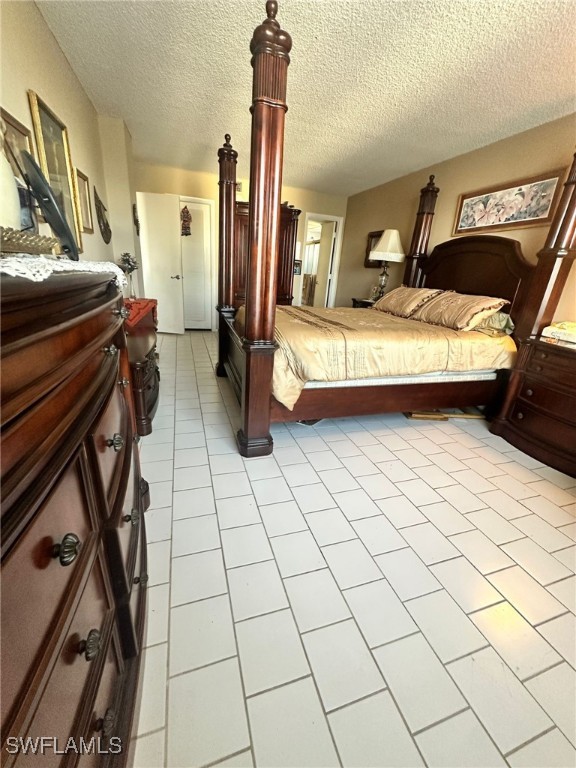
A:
421,235,534,324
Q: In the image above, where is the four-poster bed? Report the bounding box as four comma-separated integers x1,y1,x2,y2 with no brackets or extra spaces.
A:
216,1,575,459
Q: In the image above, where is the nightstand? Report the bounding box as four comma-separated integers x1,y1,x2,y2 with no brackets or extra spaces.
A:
491,337,576,476
352,298,375,308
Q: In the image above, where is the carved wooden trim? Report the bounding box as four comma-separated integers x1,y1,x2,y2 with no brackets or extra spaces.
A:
514,152,576,341
217,134,238,311
403,175,440,287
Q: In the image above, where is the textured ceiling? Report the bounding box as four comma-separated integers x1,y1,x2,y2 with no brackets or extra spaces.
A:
36,0,576,197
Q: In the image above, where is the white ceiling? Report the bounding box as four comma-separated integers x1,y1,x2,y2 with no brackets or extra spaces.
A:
36,0,576,197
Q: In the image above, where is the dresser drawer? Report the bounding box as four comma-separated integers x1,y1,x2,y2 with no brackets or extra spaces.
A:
510,401,576,449
7,554,113,768
519,378,576,425
88,383,130,514
1,454,98,727
76,634,123,768
526,344,575,381
1,278,122,426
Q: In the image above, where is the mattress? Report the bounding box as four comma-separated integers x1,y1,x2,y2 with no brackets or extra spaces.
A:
235,305,517,409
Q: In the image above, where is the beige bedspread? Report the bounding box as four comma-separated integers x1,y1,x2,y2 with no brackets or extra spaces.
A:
235,305,516,410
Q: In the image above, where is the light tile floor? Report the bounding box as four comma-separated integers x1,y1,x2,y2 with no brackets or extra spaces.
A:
132,332,576,768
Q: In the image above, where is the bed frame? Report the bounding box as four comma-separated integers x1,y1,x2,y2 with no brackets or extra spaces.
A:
215,1,570,458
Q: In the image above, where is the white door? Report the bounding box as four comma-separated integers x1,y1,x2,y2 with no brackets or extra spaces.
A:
313,221,336,308
181,198,212,329
137,191,184,334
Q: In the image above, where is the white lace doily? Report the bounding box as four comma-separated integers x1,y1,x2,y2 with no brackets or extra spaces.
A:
0,254,127,287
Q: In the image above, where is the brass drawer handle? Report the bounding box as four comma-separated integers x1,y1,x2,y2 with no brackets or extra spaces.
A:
113,307,130,320
516,412,524,420
106,433,124,452
104,344,118,357
122,509,140,526
525,389,533,397
95,708,116,737
52,533,82,566
118,377,130,388
78,628,101,662
133,573,149,586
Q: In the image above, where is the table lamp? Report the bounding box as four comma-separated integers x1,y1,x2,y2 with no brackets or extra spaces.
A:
368,229,405,298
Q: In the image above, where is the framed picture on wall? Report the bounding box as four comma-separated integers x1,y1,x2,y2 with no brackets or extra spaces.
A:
28,90,83,251
453,169,565,235
364,230,384,268
1,107,34,181
76,169,93,233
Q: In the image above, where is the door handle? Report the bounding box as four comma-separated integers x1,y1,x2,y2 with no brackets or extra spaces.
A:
171,274,181,280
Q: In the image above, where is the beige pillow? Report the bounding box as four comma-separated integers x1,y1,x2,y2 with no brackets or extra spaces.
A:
372,286,444,318
411,291,509,331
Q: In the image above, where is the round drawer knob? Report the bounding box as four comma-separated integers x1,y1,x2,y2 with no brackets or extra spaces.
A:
78,628,101,662
123,509,140,526
95,708,116,738
134,573,149,586
525,389,533,397
52,533,82,566
535,365,542,372
516,412,524,420
103,344,118,357
538,352,547,359
106,433,124,452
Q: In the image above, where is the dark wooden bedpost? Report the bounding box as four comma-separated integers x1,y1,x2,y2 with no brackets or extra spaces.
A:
403,175,440,287
514,154,576,341
237,0,292,457
216,134,238,377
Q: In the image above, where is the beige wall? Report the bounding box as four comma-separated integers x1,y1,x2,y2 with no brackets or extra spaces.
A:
1,1,112,262
337,114,576,319
134,162,348,238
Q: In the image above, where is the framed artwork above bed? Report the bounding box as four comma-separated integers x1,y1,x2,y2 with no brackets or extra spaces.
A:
453,169,565,235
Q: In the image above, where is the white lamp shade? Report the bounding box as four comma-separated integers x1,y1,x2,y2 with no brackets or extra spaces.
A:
369,229,405,262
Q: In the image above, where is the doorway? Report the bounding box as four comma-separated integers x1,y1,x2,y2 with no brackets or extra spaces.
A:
300,213,344,307
136,192,215,333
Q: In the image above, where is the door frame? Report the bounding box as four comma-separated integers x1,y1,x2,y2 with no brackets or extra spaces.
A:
301,212,344,307
179,195,217,331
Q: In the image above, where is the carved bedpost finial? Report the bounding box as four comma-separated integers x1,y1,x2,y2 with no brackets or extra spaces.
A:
218,134,238,166
424,175,439,194
267,0,277,19
250,0,292,61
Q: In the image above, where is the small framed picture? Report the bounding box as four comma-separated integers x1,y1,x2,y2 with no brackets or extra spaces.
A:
76,169,93,233
1,107,34,181
293,259,302,276
365,230,384,268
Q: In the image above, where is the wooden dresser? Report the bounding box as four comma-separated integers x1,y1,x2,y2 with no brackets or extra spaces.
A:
1,272,148,766
491,337,576,477
124,299,159,437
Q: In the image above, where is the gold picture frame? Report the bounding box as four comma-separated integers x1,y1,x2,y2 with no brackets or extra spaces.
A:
28,90,82,252
76,169,93,234
453,169,565,235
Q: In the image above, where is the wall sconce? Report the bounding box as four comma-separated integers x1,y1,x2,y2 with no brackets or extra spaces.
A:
368,229,405,298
